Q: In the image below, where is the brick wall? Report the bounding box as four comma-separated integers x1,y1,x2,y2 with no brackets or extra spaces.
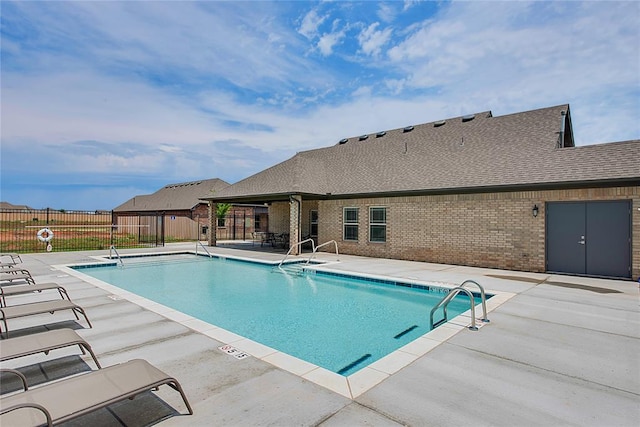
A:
268,202,290,234
193,204,209,219
317,186,639,279
300,200,318,238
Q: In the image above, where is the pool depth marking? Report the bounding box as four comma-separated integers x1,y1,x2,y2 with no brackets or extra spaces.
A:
219,345,250,360
393,325,419,339
337,354,372,375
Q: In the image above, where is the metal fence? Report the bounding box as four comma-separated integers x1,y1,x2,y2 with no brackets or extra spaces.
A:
216,210,256,241
0,209,164,253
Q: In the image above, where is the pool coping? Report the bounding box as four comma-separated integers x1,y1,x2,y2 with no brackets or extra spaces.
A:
55,250,515,399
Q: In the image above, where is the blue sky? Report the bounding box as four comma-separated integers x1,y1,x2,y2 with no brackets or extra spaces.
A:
1,1,639,210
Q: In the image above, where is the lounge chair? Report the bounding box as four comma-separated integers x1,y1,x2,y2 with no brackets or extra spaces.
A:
0,328,101,369
0,263,18,269
1,300,92,339
0,270,35,286
0,253,22,264
0,359,193,426
0,282,69,307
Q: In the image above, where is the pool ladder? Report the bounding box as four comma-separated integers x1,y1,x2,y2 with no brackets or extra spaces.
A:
429,280,490,331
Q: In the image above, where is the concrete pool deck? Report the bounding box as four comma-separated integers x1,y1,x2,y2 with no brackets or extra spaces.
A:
1,243,638,426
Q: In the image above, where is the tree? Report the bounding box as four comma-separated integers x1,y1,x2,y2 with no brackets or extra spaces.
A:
216,203,232,227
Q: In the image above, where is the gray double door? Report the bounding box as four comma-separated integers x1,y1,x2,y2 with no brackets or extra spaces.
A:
546,200,631,278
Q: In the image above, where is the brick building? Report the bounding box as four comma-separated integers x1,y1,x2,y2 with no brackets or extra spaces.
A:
114,178,267,241
203,105,639,280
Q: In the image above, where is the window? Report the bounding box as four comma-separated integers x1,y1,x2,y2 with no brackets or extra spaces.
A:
310,210,318,237
369,207,386,242
343,207,359,241
217,217,225,227
254,214,261,231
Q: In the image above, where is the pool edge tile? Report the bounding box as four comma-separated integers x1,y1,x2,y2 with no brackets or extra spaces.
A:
394,337,442,358
261,351,317,376
347,367,389,398
202,327,244,344
182,318,219,333
234,338,278,359
302,367,352,399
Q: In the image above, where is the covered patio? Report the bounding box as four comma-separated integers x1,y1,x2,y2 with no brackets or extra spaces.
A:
204,193,317,257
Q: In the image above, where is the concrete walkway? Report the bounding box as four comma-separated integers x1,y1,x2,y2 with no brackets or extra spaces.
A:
1,243,638,426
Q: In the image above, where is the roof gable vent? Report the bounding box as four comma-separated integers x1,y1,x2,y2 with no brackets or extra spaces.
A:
376,131,386,138
359,134,369,141
403,125,414,133
433,120,446,127
338,138,348,145
461,114,475,123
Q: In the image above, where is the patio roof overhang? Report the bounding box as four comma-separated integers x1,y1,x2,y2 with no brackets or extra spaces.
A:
199,192,328,205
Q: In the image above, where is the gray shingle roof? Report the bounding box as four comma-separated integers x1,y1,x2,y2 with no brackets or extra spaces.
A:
205,104,639,202
114,178,230,212
0,202,34,210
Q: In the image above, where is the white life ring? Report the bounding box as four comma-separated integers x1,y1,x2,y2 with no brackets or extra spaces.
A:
37,228,54,242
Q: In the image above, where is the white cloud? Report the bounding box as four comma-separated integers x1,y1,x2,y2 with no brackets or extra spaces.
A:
358,22,393,57
403,1,419,12
384,78,406,95
298,9,327,39
317,28,346,56
377,3,396,23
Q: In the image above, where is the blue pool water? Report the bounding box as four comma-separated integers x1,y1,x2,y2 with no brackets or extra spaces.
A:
76,254,480,375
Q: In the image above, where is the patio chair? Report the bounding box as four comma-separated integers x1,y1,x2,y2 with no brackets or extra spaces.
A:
0,328,101,369
0,359,193,426
0,282,70,307
260,232,276,247
0,300,92,339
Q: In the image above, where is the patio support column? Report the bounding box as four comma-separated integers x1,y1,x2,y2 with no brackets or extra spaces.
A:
208,202,217,247
289,195,301,255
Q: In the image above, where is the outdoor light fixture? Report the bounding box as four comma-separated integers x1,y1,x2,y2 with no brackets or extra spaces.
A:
532,204,539,218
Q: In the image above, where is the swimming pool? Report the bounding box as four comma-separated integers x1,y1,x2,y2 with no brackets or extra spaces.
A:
74,254,483,376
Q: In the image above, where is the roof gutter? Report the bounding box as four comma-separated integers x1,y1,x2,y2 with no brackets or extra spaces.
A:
313,177,640,200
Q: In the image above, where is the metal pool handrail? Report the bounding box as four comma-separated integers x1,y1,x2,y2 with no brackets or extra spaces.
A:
430,286,479,331
278,239,316,268
460,279,490,323
195,241,213,258
109,245,124,267
306,240,339,264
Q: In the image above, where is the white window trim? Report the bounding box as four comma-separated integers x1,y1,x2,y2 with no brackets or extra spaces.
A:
369,206,386,243
343,207,359,241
